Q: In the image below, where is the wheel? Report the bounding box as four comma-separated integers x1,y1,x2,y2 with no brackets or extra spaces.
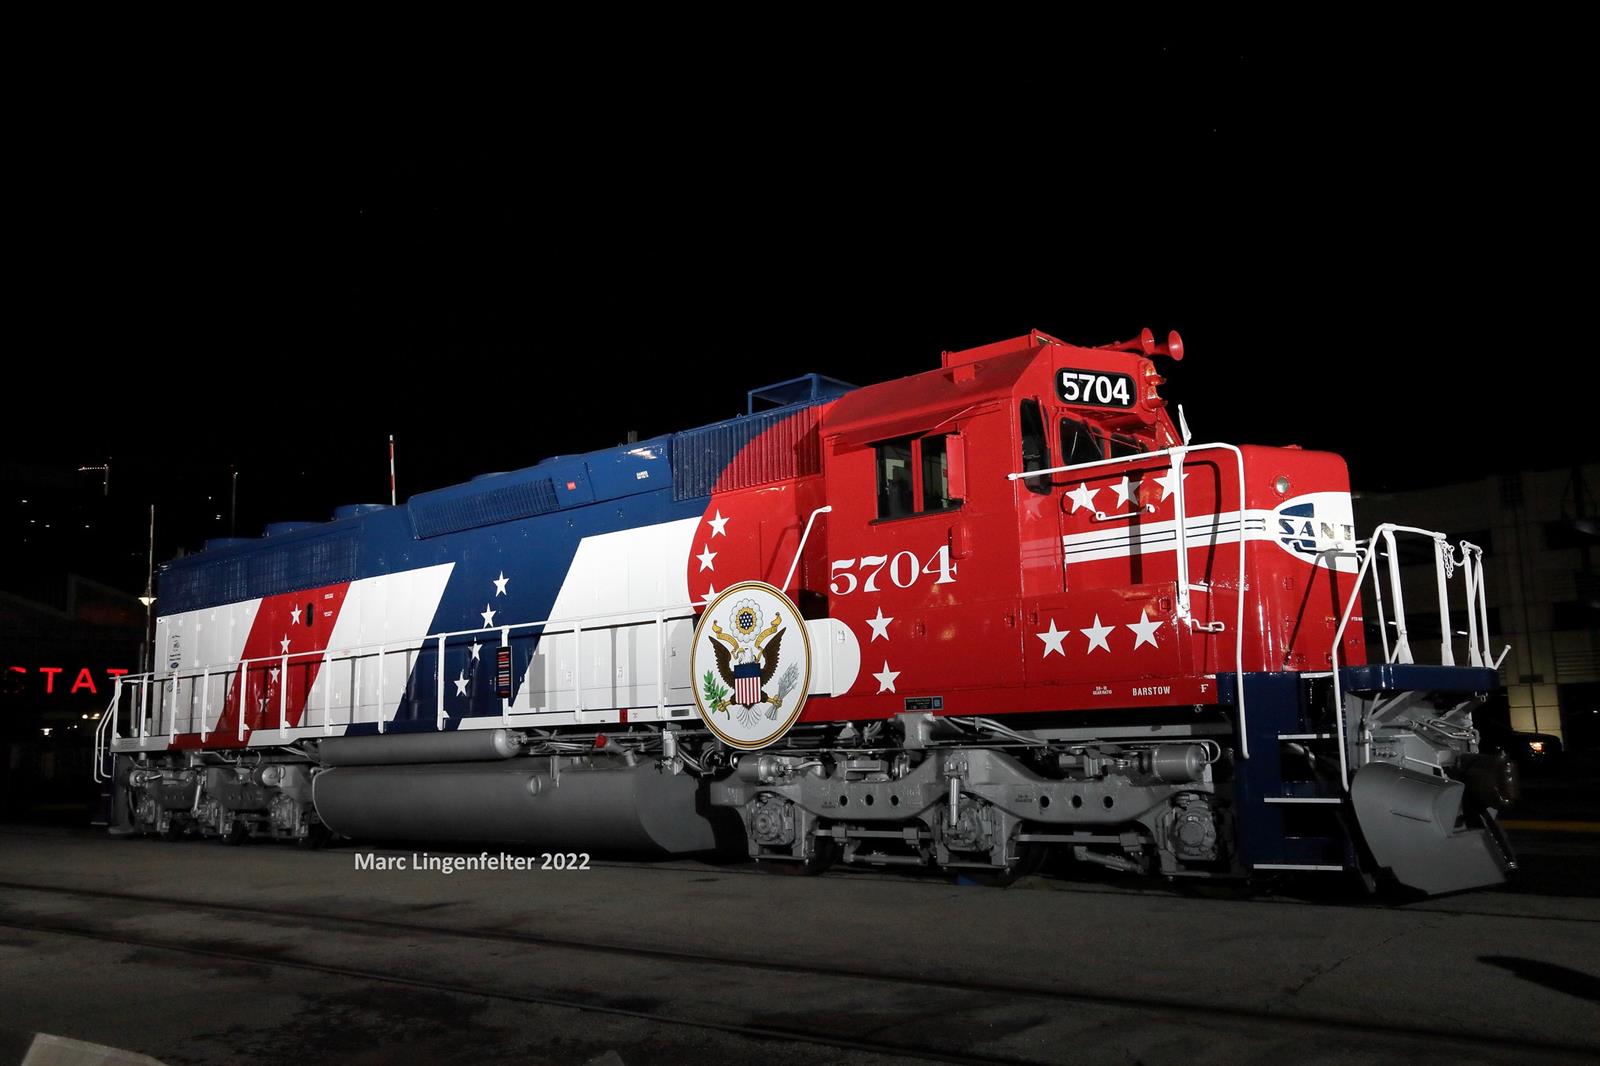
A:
160,820,186,842
953,842,1045,888
762,836,838,876
221,821,250,847
295,822,332,850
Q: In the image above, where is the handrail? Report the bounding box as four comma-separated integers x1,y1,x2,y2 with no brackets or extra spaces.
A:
1007,442,1250,758
92,681,120,782
103,597,707,750
783,506,832,593
1328,523,1501,792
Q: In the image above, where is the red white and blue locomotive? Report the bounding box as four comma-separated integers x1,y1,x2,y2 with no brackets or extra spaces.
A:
98,329,1516,894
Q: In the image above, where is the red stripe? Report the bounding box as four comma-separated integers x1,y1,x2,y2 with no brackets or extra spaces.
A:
171,581,352,749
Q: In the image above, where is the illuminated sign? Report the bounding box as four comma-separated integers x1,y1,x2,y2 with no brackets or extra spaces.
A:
4,666,131,697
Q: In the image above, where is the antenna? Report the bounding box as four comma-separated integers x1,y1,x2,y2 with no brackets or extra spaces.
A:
389,435,397,506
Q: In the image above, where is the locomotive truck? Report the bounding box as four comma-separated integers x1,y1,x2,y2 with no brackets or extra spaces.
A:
95,328,1516,895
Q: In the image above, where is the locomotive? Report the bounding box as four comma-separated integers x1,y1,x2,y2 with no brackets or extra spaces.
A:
96,328,1516,895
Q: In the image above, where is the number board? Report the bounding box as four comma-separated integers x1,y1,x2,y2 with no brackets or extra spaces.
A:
1056,368,1134,408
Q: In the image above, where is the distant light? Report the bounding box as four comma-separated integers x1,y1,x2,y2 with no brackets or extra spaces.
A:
81,713,88,720
139,595,156,607
1529,741,1545,754
40,727,50,736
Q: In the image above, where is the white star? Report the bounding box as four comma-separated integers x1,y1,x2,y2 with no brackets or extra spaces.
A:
480,604,497,628
1127,610,1163,650
1066,482,1099,514
268,667,280,683
700,584,719,607
872,660,900,694
866,607,893,642
453,671,470,696
470,641,482,661
696,545,717,572
1151,468,1189,502
279,635,291,653
706,510,729,537
1111,476,1140,507
1081,614,1114,654
289,604,303,625
1035,618,1068,657
493,571,509,596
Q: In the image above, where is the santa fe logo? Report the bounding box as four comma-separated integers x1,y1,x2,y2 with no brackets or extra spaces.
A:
690,581,812,750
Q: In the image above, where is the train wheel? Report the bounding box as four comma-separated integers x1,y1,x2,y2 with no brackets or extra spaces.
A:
222,821,250,847
160,820,186,842
296,823,332,850
954,842,1045,888
763,836,838,876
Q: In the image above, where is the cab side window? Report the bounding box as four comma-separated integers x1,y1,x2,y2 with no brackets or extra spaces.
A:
1109,433,1144,458
920,434,960,512
876,434,965,519
1019,400,1050,495
1059,416,1104,467
876,437,915,519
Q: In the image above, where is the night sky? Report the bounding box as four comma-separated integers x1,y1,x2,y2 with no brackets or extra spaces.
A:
5,31,1585,597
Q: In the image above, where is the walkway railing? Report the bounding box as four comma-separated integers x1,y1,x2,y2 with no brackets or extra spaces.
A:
95,599,703,780
1326,524,1508,790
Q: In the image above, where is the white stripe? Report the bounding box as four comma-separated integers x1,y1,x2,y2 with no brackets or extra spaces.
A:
1061,509,1357,572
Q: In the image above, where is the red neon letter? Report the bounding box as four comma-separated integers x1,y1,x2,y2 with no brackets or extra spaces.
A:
40,667,62,693
71,668,98,695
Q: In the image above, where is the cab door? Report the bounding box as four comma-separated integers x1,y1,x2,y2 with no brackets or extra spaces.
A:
1023,409,1183,688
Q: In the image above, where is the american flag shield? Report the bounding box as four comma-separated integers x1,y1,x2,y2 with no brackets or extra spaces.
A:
733,662,762,707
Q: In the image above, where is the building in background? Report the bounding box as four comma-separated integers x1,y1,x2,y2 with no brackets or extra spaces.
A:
1357,463,1600,751
0,576,141,818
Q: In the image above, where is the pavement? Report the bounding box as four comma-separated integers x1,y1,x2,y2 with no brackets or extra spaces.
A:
0,825,1596,1066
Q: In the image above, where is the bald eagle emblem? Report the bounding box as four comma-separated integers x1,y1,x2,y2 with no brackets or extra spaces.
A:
691,581,811,748
701,597,799,727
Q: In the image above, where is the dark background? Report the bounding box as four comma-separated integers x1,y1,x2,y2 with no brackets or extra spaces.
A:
4,26,1585,596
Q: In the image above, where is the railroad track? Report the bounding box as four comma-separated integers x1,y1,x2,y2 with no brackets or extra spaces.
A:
0,879,1595,1063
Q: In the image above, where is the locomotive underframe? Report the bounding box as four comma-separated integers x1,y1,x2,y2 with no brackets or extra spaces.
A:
110,670,1514,896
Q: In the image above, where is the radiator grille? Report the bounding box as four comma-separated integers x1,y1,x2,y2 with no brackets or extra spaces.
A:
672,406,822,500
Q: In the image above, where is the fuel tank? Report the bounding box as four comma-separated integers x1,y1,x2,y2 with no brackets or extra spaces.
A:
311,758,722,854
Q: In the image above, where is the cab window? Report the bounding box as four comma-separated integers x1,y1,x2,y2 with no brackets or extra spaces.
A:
1109,433,1144,458
1059,416,1104,467
1019,400,1050,495
920,434,960,511
876,437,915,519
877,434,963,519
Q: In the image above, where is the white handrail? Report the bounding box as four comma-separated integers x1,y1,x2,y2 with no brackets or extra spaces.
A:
102,597,706,749
1328,524,1501,791
783,506,832,593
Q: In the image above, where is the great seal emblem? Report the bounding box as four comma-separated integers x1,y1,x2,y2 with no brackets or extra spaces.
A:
689,580,811,750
